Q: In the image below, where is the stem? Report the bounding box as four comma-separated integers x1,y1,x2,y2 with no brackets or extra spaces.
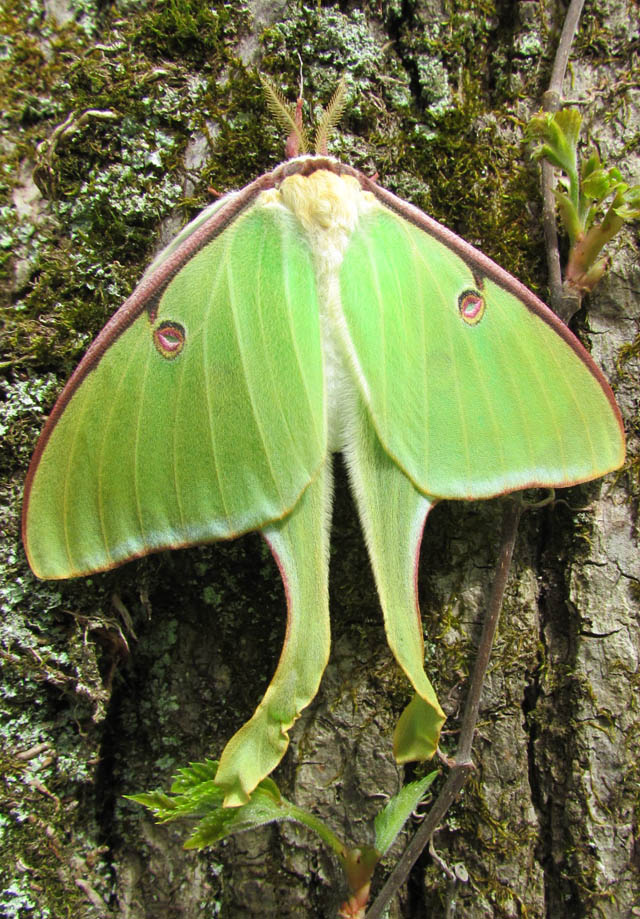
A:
565,212,622,291
287,804,347,859
540,0,586,320
364,500,522,919
541,162,564,311
544,0,586,105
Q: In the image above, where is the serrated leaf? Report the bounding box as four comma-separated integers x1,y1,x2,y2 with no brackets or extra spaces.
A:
554,108,582,151
528,109,583,205
612,185,640,220
181,780,226,812
581,168,620,202
527,111,556,148
528,105,637,291
532,141,566,172
171,759,221,793
127,790,177,815
581,151,601,179
373,771,438,856
185,785,291,849
127,760,342,854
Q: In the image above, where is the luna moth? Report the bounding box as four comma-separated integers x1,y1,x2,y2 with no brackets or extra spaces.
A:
22,86,625,809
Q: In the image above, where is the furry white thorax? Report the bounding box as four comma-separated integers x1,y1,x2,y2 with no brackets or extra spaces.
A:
260,169,376,452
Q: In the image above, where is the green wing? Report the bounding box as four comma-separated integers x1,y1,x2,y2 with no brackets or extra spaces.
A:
23,200,325,578
22,157,626,805
335,186,624,772
215,457,332,806
339,201,624,498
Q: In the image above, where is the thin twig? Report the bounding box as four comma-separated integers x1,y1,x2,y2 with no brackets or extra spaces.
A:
540,160,564,311
364,501,522,919
540,0,586,319
454,500,522,764
544,0,586,107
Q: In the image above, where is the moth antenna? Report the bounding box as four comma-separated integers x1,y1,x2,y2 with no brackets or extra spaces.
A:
287,97,305,159
314,78,348,155
259,73,309,158
288,54,306,159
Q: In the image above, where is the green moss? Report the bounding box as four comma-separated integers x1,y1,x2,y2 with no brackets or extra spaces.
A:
0,0,254,383
0,742,114,918
574,4,616,60
618,331,640,366
131,0,249,64
336,2,550,298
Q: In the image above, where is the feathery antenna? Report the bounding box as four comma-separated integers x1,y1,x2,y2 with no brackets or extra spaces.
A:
314,78,347,155
259,73,309,157
260,73,348,159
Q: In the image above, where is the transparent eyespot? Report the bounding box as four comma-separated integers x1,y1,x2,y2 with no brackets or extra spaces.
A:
458,290,485,325
153,321,185,359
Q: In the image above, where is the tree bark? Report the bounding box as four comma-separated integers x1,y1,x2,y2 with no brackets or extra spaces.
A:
1,1,638,917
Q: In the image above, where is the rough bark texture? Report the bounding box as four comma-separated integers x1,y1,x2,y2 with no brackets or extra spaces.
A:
1,1,638,918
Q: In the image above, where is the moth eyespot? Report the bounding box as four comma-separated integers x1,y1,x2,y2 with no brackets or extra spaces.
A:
153,321,185,359
459,291,485,325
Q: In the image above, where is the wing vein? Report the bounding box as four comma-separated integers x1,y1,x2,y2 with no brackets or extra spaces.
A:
202,240,233,529
226,220,286,509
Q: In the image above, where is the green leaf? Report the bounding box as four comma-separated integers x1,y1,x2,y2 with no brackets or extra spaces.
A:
581,167,620,203
184,784,287,849
554,108,582,153
612,184,640,220
127,765,228,824
528,110,580,180
129,759,347,856
529,106,640,289
127,791,179,818
170,759,220,793
553,187,582,244
581,151,602,179
373,771,438,856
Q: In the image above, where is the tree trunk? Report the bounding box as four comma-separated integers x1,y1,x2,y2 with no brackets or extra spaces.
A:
1,1,638,917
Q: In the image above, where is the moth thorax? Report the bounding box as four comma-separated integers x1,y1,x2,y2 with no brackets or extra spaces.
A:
279,171,361,236
278,169,370,452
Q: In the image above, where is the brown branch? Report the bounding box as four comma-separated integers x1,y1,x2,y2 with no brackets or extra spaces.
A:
364,500,522,919
454,500,522,765
544,0,586,106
